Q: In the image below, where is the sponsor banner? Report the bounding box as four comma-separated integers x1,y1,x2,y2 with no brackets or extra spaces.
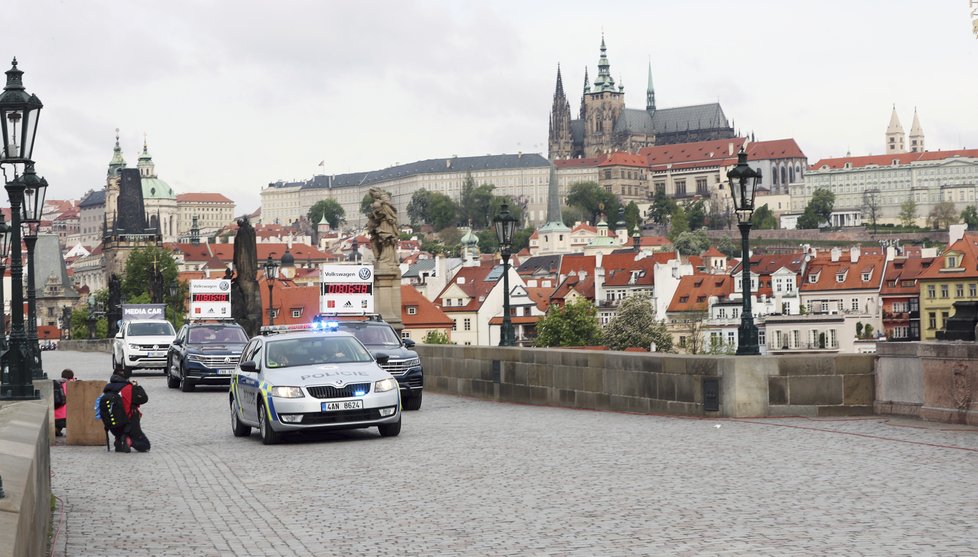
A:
122,304,166,321
320,264,374,314
190,279,232,319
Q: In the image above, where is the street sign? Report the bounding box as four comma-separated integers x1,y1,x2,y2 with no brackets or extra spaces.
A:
189,279,232,319
320,264,374,314
121,304,166,321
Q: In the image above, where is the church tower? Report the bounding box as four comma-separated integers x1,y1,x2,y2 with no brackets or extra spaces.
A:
582,36,626,157
547,65,573,160
646,62,656,111
885,105,906,154
909,107,925,153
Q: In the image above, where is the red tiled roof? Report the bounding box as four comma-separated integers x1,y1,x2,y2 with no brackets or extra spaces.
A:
800,253,886,292
524,287,553,312
668,274,734,313
641,137,747,166
880,256,935,296
401,286,452,328
810,148,978,170
553,157,602,169
436,262,501,312
176,193,234,203
917,232,978,281
258,280,319,326
746,138,806,160
597,152,648,167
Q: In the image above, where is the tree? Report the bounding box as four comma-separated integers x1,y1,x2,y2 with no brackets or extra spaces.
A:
458,174,496,229
534,298,602,347
428,191,458,231
647,189,678,225
406,189,431,226
684,199,707,230
751,204,778,229
899,199,918,228
566,181,618,224
679,312,709,355
422,330,453,344
928,201,959,230
624,201,641,235
798,188,835,229
603,294,673,352
961,205,978,230
672,230,711,256
668,205,689,240
716,236,738,258
511,227,534,254
308,198,345,230
863,189,881,234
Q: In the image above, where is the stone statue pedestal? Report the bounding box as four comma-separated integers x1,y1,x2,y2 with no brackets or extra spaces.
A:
374,270,403,332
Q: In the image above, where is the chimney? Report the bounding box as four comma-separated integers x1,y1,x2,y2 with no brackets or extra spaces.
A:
728,142,734,156
830,247,841,262
850,245,860,263
633,233,640,252
594,256,605,305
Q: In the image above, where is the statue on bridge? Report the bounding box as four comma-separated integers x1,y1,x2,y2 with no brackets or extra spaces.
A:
107,274,122,338
231,217,263,337
366,187,399,273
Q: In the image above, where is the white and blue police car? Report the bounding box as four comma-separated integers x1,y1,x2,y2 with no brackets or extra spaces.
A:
229,323,401,444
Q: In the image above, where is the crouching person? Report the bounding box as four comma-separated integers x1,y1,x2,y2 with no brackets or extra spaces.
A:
99,373,149,453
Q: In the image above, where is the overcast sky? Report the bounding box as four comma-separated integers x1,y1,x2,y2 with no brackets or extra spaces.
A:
6,1,978,213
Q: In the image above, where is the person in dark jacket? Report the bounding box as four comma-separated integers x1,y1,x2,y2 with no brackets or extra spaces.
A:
103,373,149,453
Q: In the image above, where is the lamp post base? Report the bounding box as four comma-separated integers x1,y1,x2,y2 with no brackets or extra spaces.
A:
736,320,760,355
0,385,40,400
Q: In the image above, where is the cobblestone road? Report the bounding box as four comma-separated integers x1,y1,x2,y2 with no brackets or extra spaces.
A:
48,350,978,556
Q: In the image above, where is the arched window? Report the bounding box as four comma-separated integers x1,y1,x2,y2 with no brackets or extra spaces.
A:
772,165,779,186
789,166,795,183
781,166,787,185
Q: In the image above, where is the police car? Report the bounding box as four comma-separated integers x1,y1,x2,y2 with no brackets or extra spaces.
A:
229,324,401,444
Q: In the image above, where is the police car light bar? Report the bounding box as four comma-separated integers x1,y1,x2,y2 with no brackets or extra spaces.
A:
259,321,340,335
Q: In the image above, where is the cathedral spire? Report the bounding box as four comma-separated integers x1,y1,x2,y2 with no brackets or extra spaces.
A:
108,128,126,178
886,104,906,154
582,67,590,94
909,107,925,153
646,61,656,111
592,35,616,92
555,64,564,98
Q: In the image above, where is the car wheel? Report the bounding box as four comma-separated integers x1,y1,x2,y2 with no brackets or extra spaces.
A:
258,402,281,445
403,391,422,411
166,359,180,389
179,364,195,392
378,415,401,437
230,397,251,437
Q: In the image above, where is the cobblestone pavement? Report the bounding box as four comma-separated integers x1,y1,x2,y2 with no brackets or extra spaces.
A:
48,350,978,556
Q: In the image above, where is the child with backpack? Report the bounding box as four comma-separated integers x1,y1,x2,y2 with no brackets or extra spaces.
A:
53,369,75,437
98,373,149,453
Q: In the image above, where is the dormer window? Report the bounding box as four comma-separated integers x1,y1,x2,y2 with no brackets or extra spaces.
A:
407,306,417,315
947,256,958,268
836,273,845,283
861,272,871,281
808,274,819,283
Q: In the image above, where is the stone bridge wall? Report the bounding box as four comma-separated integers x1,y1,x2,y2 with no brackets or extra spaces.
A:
415,346,875,418
876,341,978,425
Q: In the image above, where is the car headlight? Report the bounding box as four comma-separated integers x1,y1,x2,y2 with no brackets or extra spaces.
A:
374,378,398,393
405,358,421,368
128,344,141,350
187,354,204,363
270,386,305,398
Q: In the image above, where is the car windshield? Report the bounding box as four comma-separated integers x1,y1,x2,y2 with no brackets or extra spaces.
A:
128,322,175,336
265,336,373,369
340,324,401,347
189,326,248,344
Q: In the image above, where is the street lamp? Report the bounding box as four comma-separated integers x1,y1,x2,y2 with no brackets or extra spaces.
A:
726,147,763,356
21,163,47,379
0,58,43,400
0,211,9,353
493,203,518,346
167,282,179,323
264,253,279,325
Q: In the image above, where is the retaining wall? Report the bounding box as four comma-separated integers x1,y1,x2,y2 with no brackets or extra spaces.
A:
57,340,113,353
876,341,978,425
0,400,51,557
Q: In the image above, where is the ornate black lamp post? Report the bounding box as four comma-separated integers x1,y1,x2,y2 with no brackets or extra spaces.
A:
263,254,279,325
0,212,10,354
726,148,763,356
493,204,518,347
0,57,43,400
166,282,179,323
21,163,46,378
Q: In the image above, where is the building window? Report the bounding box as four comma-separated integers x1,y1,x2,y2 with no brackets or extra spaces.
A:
291,309,301,319
758,330,765,345
928,312,937,329
861,272,871,281
401,331,410,339
679,336,687,348
820,301,829,313
791,330,800,348
271,310,279,318
956,284,964,298
452,319,457,331
464,318,471,331
851,298,859,312
675,180,686,196
407,306,417,315
941,285,949,298
726,331,735,345
696,177,708,194
927,285,936,298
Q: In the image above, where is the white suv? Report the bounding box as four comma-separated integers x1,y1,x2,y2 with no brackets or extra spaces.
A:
113,319,177,377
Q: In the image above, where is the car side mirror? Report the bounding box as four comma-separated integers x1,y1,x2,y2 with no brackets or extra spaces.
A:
172,338,184,346
374,352,390,365
239,360,258,373
115,332,123,339
402,338,416,348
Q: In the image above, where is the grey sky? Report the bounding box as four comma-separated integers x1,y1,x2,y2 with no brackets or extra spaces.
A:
6,0,978,214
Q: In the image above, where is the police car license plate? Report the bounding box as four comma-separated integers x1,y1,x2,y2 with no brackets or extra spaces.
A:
322,400,363,412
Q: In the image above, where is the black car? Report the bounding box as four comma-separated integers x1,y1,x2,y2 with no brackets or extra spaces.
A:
167,322,249,392
335,320,424,410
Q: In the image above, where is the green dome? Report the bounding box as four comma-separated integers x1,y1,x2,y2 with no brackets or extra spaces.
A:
141,177,175,200
461,229,479,245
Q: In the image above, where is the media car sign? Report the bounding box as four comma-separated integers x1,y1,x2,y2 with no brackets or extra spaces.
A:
320,264,374,314
189,279,232,318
